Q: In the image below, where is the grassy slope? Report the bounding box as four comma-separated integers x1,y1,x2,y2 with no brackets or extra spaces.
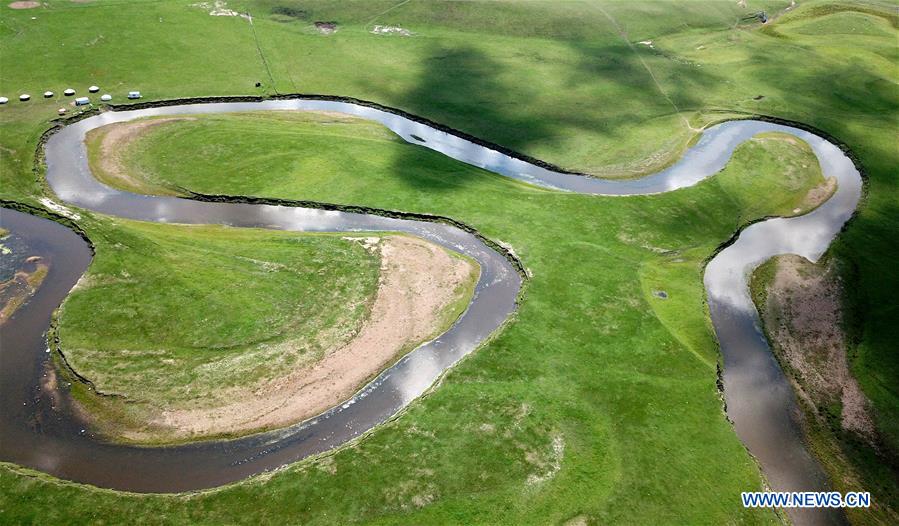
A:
0,0,896,523
57,219,381,442
655,0,899,461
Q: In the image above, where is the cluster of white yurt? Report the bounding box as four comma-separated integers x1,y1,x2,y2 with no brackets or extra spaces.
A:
1,85,142,109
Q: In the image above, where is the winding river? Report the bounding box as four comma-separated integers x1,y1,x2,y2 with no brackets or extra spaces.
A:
0,98,861,524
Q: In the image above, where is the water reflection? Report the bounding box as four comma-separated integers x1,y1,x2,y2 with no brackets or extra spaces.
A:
703,127,859,525
6,100,862,517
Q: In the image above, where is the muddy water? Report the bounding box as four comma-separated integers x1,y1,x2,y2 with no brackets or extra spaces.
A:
2,100,860,524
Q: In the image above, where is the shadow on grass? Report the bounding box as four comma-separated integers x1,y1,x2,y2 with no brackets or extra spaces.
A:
362,40,724,191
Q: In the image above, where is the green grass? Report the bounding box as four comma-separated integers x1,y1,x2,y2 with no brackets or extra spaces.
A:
0,0,897,523
56,219,382,442
92,115,832,380
711,132,834,220
750,256,899,524
55,220,478,444
6,103,825,525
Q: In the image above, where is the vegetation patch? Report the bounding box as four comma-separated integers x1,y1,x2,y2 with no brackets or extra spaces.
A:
751,256,899,522
271,5,308,21
0,0,896,522
56,218,476,443
57,220,383,443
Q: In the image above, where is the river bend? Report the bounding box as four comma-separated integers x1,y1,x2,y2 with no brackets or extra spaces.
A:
1,99,861,524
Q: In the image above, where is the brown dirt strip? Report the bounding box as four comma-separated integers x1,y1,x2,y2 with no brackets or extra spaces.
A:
86,118,195,196
761,255,875,441
0,258,48,324
135,234,477,441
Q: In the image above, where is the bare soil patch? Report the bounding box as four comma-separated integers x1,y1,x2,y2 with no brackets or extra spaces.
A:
8,1,40,9
191,1,251,21
87,118,194,196
802,176,837,210
136,234,476,441
371,25,412,36
0,258,48,324
314,21,338,34
759,255,875,441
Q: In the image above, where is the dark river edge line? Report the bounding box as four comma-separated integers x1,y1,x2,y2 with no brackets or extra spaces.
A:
1,97,863,525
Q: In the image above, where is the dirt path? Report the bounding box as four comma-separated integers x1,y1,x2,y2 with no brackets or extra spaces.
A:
593,4,700,133
142,234,477,441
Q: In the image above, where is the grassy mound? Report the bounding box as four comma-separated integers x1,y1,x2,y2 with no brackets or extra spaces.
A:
57,220,381,442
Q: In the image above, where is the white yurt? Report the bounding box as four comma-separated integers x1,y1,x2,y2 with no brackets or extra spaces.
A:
0,97,8,104
58,108,67,115
88,85,100,93
44,91,54,98
19,94,30,101
100,94,112,102
64,88,75,96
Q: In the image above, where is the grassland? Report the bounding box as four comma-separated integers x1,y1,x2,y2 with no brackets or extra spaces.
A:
56,219,385,443
0,0,897,524
5,104,827,525
90,117,840,223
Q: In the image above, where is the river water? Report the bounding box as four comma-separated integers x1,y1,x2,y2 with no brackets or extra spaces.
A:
1,99,861,524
